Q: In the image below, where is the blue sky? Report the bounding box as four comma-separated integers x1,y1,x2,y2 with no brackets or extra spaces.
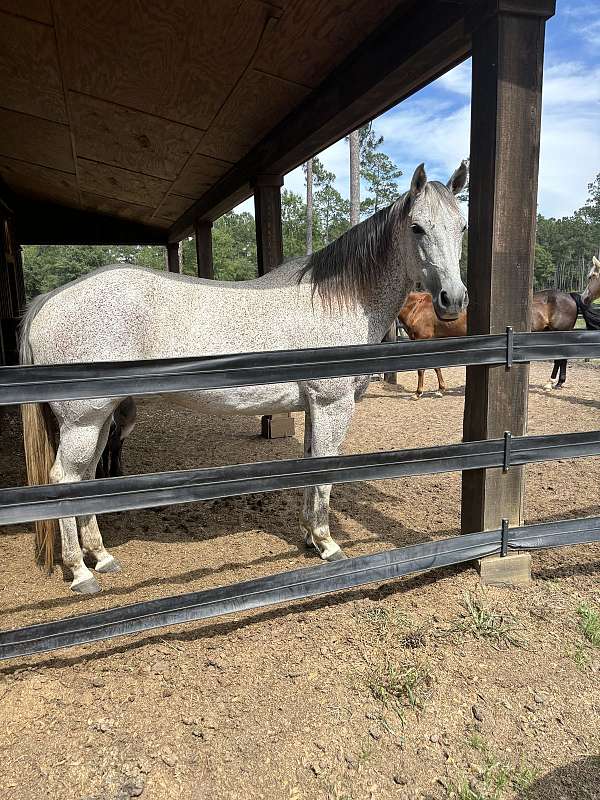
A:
238,1,599,220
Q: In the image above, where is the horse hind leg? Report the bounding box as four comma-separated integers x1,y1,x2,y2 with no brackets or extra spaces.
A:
544,360,560,390
300,391,354,561
555,359,567,388
80,415,122,574
51,424,104,593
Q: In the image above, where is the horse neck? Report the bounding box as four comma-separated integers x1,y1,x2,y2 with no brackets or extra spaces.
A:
365,225,415,340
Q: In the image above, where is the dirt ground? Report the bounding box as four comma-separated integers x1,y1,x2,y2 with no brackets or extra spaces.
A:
0,362,599,800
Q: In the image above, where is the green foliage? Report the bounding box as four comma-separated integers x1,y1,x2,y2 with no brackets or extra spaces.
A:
534,242,555,290
536,174,600,291
211,212,257,280
359,123,402,215
21,244,165,299
281,189,308,259
312,157,350,245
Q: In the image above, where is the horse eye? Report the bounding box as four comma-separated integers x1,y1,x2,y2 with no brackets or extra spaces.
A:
411,223,426,236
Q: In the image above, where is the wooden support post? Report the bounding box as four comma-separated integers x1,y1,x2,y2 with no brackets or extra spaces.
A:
194,220,214,279
461,2,555,578
253,175,284,277
166,241,181,273
252,174,295,439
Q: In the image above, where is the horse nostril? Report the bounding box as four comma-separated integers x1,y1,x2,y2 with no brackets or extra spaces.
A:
440,290,450,308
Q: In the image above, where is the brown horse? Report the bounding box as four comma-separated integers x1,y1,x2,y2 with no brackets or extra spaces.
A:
399,292,465,398
533,256,600,388
400,256,600,397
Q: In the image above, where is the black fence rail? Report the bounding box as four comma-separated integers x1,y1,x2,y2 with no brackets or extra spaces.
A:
2,514,600,661
2,329,600,405
1,328,599,661
1,430,600,526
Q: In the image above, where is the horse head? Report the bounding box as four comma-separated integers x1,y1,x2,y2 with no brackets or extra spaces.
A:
580,255,600,305
403,161,468,320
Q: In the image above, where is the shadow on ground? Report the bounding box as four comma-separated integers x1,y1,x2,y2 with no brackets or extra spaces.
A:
520,756,600,800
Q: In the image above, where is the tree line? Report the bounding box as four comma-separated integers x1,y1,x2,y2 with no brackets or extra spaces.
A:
21,126,599,299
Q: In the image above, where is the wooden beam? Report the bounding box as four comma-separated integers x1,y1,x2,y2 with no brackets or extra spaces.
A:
461,0,555,534
253,175,283,277
194,219,214,279
165,241,181,273
10,196,167,245
168,0,470,239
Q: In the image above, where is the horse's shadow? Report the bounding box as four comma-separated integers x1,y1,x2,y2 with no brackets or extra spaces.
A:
517,757,599,800
529,385,600,412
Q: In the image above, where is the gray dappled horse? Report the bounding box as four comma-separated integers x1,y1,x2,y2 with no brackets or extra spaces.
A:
20,163,468,595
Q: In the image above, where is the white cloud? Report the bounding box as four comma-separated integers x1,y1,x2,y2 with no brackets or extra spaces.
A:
437,60,471,96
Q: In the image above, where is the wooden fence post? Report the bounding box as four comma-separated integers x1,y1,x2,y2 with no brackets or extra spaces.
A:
252,174,295,439
461,0,555,584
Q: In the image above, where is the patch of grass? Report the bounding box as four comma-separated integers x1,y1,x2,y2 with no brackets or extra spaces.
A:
468,732,487,753
447,781,486,800
512,763,538,793
368,659,432,716
577,603,600,647
456,592,523,649
356,607,407,641
453,737,538,799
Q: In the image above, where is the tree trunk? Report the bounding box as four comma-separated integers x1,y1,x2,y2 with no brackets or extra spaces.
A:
349,129,360,226
306,159,313,255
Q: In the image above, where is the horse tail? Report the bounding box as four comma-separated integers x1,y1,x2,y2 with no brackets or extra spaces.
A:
19,295,59,573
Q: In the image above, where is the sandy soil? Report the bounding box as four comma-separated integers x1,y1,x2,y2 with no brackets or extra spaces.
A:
0,362,598,800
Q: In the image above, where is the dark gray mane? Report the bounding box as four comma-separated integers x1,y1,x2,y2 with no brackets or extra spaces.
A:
300,192,410,307
300,181,457,307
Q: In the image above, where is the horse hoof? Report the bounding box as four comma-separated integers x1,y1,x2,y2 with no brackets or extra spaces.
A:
96,556,122,574
435,390,444,397
412,394,422,401
326,549,348,562
71,576,102,595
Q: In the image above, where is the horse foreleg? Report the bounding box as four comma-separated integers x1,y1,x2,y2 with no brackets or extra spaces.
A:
413,370,425,400
435,368,446,396
545,360,560,390
300,391,354,561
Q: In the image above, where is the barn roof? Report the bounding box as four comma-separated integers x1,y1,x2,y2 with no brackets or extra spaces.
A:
0,0,472,244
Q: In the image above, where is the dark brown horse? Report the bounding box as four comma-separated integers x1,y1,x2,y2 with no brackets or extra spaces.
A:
533,256,600,388
95,396,137,478
400,256,600,396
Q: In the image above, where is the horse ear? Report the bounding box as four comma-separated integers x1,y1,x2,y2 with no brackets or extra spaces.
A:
593,255,600,271
410,163,427,197
447,160,468,195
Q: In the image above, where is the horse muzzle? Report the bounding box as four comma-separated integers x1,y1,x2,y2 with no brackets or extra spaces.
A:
433,287,468,320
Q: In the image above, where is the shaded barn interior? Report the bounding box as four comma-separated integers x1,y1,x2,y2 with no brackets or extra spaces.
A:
0,0,556,534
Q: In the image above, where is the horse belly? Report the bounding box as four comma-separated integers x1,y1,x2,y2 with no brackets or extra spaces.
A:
166,383,304,417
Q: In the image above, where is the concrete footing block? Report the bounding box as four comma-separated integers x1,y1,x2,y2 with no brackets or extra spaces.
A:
478,552,532,587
